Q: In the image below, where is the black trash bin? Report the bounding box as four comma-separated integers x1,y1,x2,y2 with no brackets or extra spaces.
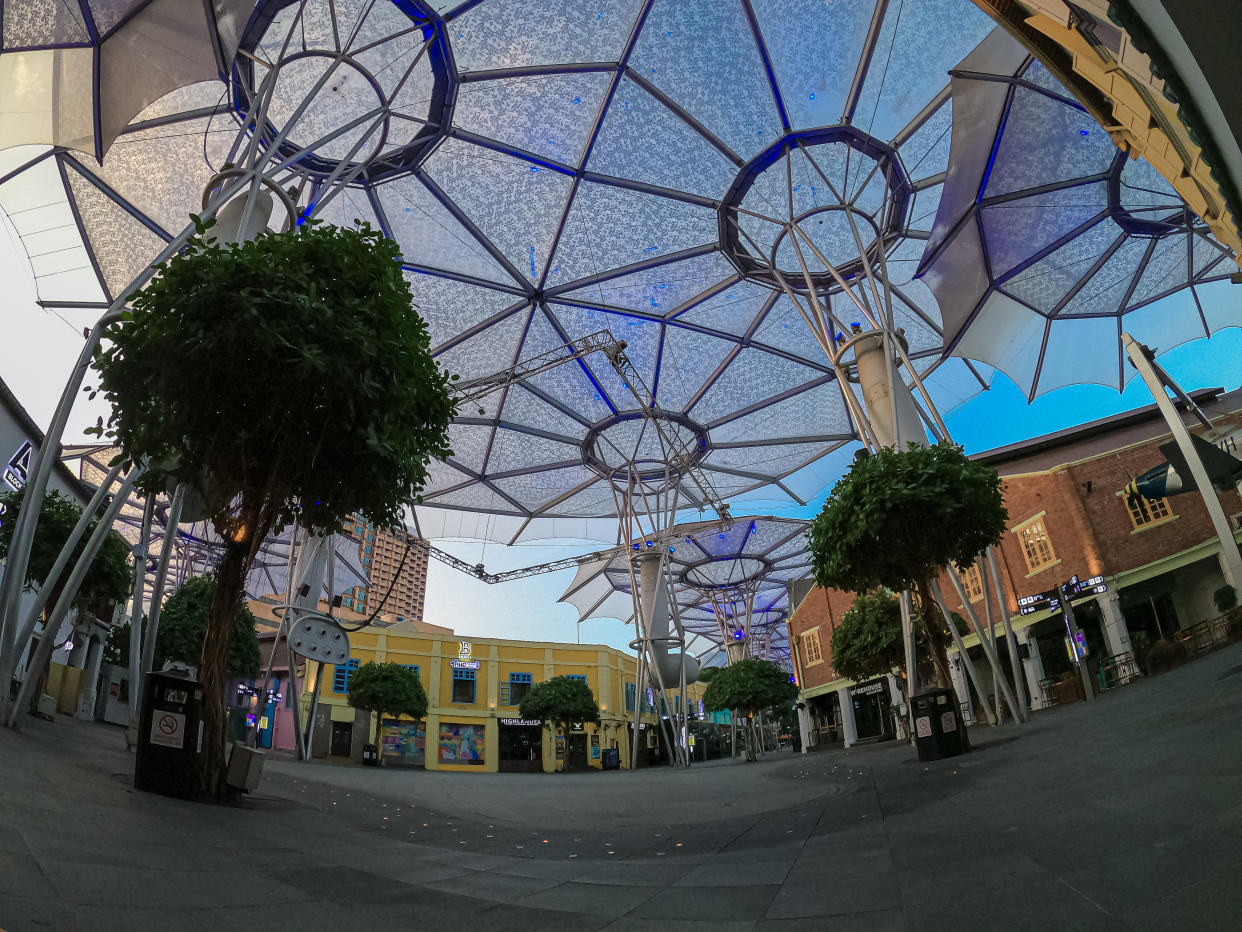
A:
910,689,966,762
362,743,379,766
134,670,204,798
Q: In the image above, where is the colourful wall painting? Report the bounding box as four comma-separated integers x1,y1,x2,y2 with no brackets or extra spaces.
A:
438,722,485,765
381,719,425,766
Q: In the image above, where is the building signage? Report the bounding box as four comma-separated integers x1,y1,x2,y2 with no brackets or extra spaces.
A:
458,641,472,659
499,718,541,727
449,659,480,670
852,679,886,697
3,440,31,491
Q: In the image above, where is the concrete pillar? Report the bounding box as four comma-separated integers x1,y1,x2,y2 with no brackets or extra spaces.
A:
1018,630,1047,710
797,703,812,753
75,635,105,721
837,685,857,748
1096,591,1133,658
949,653,974,724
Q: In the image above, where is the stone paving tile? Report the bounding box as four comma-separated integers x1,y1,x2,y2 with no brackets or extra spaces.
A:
674,857,794,887
514,879,662,917
421,867,565,902
633,883,781,921
764,875,902,920
604,919,758,932
757,908,906,931
1116,857,1242,931
0,850,58,900
577,859,682,886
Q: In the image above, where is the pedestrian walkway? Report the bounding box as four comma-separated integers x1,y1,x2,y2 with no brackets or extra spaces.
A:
3,642,1242,930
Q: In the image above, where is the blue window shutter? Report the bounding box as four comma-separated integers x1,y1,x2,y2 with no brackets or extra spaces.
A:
499,683,510,705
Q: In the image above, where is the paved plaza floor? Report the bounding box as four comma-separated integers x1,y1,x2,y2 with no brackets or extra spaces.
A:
3,642,1242,931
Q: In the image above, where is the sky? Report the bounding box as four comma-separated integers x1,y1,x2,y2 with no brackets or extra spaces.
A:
3,208,1241,659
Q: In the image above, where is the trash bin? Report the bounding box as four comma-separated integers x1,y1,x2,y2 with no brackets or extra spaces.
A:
134,670,204,798
910,688,966,762
362,743,379,766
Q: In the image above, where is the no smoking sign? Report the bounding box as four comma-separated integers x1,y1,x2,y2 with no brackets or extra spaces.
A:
150,711,186,749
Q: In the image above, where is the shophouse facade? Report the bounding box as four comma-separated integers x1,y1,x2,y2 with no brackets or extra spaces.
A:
297,622,710,773
790,388,1242,742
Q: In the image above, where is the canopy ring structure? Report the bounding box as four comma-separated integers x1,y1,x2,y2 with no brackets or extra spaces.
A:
230,0,456,181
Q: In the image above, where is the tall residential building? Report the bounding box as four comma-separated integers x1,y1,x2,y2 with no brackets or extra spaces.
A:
339,516,430,624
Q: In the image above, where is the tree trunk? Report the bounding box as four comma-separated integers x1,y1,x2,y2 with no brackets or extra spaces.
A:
915,578,952,689
199,505,273,797
744,715,758,762
375,710,384,767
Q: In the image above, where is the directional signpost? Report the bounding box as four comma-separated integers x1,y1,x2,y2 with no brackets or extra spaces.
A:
1017,574,1107,703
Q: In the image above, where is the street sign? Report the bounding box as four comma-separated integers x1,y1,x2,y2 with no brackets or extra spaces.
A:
1017,575,1107,615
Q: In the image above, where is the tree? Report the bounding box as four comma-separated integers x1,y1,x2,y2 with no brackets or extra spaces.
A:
809,443,1006,688
102,617,147,667
89,220,456,794
702,659,797,761
153,576,260,679
831,590,906,686
0,489,132,616
0,489,131,714
347,662,427,767
518,676,600,771
697,666,722,683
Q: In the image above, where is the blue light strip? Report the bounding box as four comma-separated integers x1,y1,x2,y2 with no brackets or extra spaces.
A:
976,87,1015,204
741,0,791,134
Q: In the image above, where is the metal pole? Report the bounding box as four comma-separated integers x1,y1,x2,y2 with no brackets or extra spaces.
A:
1060,584,1096,703
140,487,185,678
302,660,325,760
986,546,1028,720
8,467,140,727
1121,333,1242,588
927,581,996,726
899,589,918,710
978,563,1003,724
127,497,156,720
945,572,1023,723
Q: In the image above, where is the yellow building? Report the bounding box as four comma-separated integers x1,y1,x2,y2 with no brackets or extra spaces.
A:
299,622,709,773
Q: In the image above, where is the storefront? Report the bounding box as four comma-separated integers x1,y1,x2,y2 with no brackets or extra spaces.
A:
498,718,543,773
851,678,895,742
437,721,486,767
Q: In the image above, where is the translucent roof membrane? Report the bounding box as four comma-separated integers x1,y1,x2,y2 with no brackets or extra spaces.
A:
3,0,1012,541
558,517,809,655
919,30,1237,399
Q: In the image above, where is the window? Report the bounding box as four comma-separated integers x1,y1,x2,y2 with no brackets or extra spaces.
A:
1126,493,1173,529
800,630,823,666
508,672,533,706
403,664,420,680
1015,517,1057,574
333,658,359,693
959,562,984,602
565,674,587,684
625,682,636,712
452,668,476,704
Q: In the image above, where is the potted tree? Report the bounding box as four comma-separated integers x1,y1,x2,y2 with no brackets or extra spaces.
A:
809,443,1007,688
518,676,600,772
701,659,797,762
88,219,456,795
347,661,428,767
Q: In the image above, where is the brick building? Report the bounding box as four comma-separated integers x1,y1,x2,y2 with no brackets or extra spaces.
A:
339,515,430,625
789,387,1242,746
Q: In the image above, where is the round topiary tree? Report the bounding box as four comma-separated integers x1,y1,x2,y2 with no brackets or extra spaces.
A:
152,575,260,679
347,661,428,767
830,590,907,687
701,658,797,761
809,442,1007,688
518,676,600,772
88,219,456,794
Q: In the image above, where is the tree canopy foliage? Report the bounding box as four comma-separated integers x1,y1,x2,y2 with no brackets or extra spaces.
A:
519,676,601,736
809,443,1007,594
831,590,906,685
702,659,797,716
348,662,428,766
154,575,260,678
88,220,457,538
0,488,131,613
